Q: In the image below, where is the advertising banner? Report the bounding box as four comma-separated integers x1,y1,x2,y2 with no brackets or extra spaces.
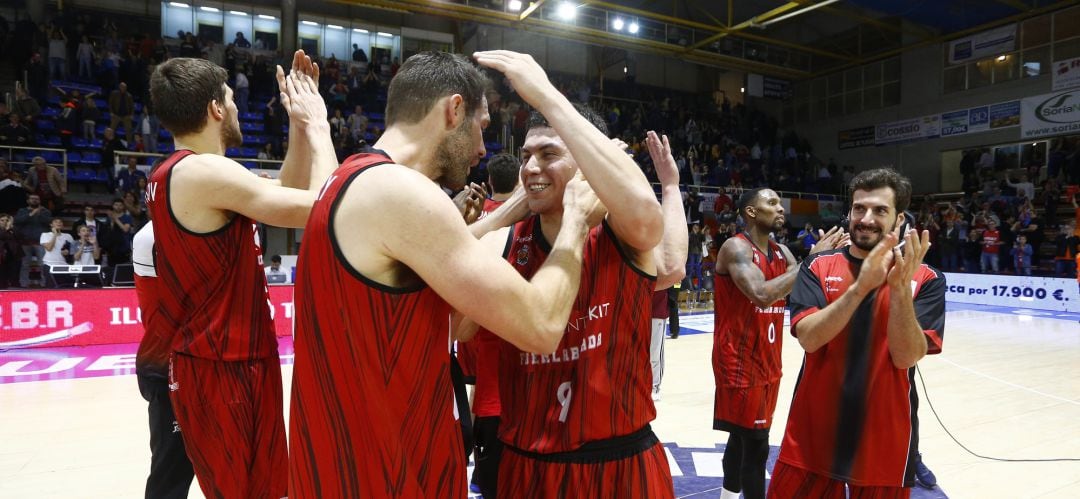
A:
1021,89,1080,139
838,126,875,149
1052,56,1080,91
988,100,1021,129
940,110,970,137
948,24,1016,65
942,273,1078,312
0,286,295,350
875,115,940,145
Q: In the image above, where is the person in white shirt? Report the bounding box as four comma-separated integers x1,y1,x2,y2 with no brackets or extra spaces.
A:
1006,173,1035,202
264,254,288,283
40,218,75,266
72,225,100,265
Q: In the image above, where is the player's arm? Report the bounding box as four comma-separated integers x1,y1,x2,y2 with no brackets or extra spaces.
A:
468,186,529,239
367,170,597,354
647,131,687,290
174,154,316,228
885,230,933,368
451,226,512,342
719,237,797,308
795,231,898,353
273,51,337,192
474,50,662,252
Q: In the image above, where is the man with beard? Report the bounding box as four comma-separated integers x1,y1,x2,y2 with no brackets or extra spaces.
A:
144,52,336,498
712,188,844,499
288,51,602,498
466,50,683,498
768,168,946,499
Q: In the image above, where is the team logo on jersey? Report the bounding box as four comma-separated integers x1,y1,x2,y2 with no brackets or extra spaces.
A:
753,253,760,265
516,245,530,266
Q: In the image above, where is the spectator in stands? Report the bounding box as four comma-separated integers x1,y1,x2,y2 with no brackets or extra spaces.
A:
100,126,126,173
796,222,818,260
72,225,100,265
329,108,347,141
687,223,704,291
0,211,21,287
233,31,251,49
257,142,277,160
962,229,982,273
179,32,199,58
1,113,32,147
22,156,65,211
100,198,133,264
1012,234,1033,276
0,159,25,215
252,35,266,51
25,53,49,104
76,35,94,80
72,204,102,239
234,69,250,115
40,217,74,268
981,220,1002,273
347,104,368,142
81,95,100,140
47,27,68,81
1006,173,1035,203
351,43,368,63
265,254,287,282
14,87,41,121
55,94,80,149
116,156,146,193
939,219,960,272
109,82,135,141
1054,223,1079,277
122,190,145,230
14,193,50,267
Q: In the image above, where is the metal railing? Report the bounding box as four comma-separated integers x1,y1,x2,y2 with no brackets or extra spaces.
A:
1,144,70,178
111,150,284,174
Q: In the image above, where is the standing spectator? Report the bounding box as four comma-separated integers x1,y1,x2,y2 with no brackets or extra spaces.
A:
100,197,133,264
796,222,818,259
232,31,250,48
981,220,1002,273
0,113,32,147
1006,173,1034,202
72,204,103,239
687,223,705,292
961,230,982,273
116,156,147,193
347,104,368,142
1054,223,1079,277
109,82,135,141
234,69,250,115
81,95,101,140
40,217,74,267
22,156,66,212
0,213,23,288
25,53,49,104
939,219,961,272
76,35,95,80
72,225,100,265
14,87,41,121
351,43,367,62
100,127,127,174
140,101,159,155
1012,234,1033,276
48,27,68,80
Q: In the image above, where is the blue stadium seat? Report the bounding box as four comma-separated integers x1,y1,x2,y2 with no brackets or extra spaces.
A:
67,152,82,164
159,128,172,139
225,147,241,157
41,151,62,163
368,112,384,121
238,147,257,158
40,135,62,147
242,161,257,169
41,107,60,118
157,143,175,154
36,120,55,131
96,169,110,184
81,152,101,165
90,138,103,149
99,111,110,122
94,99,107,109
71,137,88,148
240,122,264,133
485,142,504,153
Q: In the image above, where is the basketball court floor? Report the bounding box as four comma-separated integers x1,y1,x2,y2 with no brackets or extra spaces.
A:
1,302,1077,498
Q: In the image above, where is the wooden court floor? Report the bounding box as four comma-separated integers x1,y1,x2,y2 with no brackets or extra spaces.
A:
1,305,1078,498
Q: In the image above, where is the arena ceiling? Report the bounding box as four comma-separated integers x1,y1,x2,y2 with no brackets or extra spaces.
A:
337,0,1075,80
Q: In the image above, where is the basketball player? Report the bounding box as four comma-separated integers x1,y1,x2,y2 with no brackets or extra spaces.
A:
146,51,337,498
768,168,945,498
133,221,194,499
470,50,676,497
287,51,604,498
712,188,844,499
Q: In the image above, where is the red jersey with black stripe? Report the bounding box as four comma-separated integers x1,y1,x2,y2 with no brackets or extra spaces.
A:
288,152,465,498
496,216,657,453
779,247,945,487
712,233,789,388
145,150,276,361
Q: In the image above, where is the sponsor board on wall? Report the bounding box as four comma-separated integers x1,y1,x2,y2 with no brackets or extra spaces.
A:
0,286,295,350
940,110,969,137
1021,89,1080,139
1052,56,1080,91
989,100,1021,129
938,101,1019,138
838,126,875,149
948,23,1016,65
875,115,940,145
943,273,1078,312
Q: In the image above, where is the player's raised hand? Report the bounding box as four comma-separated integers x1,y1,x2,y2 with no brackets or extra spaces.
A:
276,50,327,128
887,228,930,290
854,226,899,294
473,50,558,111
646,131,679,186
809,226,845,255
563,175,607,228
496,184,533,225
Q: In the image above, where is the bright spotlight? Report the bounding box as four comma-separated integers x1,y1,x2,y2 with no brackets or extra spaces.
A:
508,0,523,11
612,18,624,31
557,2,577,20
628,21,639,34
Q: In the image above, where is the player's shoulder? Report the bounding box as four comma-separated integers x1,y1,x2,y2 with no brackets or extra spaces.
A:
803,247,848,268
916,263,945,283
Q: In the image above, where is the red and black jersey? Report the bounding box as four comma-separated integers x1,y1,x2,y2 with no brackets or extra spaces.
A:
133,223,169,378
145,150,276,361
288,152,465,498
477,197,506,221
779,248,946,487
496,216,657,453
712,233,789,388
